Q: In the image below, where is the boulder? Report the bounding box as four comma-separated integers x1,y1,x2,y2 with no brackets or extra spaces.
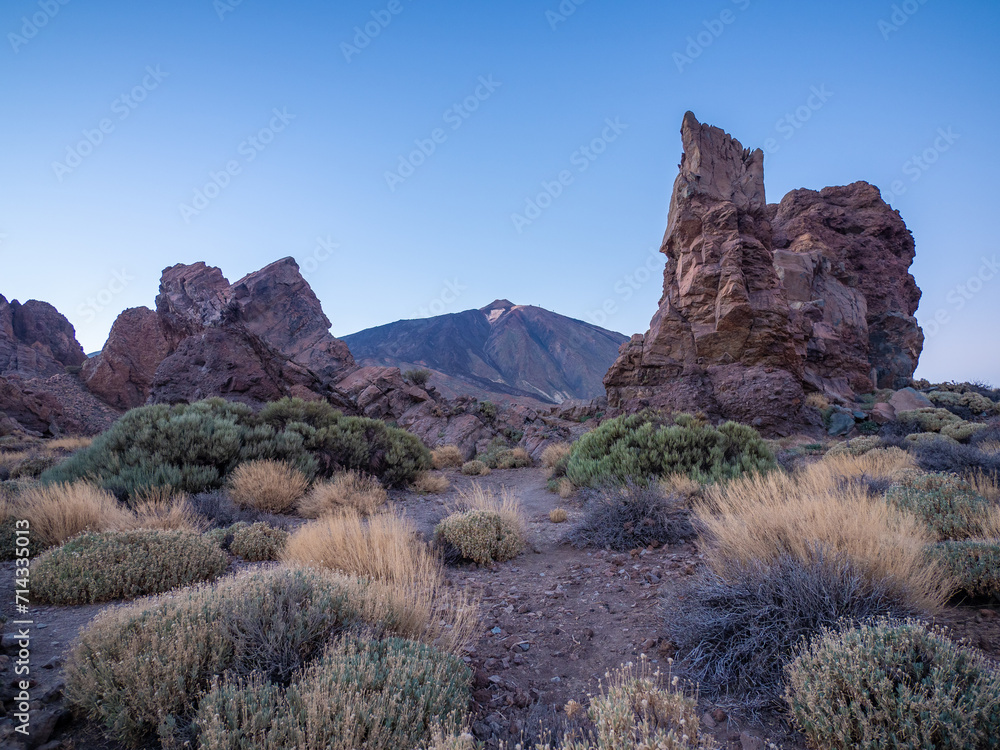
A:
889,386,934,412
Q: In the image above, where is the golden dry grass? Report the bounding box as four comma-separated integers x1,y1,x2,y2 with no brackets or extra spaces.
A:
541,442,572,470
697,465,952,612
977,440,1000,456
431,445,465,469
131,490,209,533
805,393,831,411
46,436,93,452
16,481,134,547
228,459,310,514
556,477,575,499
455,483,526,537
549,508,568,523
411,471,450,494
969,469,1000,503
297,471,388,518
660,473,702,503
283,513,476,651
819,446,917,481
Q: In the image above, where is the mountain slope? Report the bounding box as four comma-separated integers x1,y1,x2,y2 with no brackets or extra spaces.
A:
342,300,628,404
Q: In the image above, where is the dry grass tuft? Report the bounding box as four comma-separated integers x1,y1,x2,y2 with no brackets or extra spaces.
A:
297,471,388,518
819,446,917,481
283,512,476,652
697,466,952,612
460,460,490,476
806,393,831,411
46,436,93,452
411,471,450,494
131,487,209,533
456,483,526,533
431,445,465,469
660,473,703,503
541,442,572,469
970,469,1000,503
16,481,134,547
549,508,568,523
228,459,310,514
557,477,575,499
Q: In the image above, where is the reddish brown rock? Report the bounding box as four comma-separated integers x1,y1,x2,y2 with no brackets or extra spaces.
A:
606,112,924,431
0,295,86,377
604,112,805,432
82,307,170,409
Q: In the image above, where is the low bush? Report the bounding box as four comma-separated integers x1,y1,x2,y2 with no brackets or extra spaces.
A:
886,473,998,541
490,446,533,469
541,442,572,470
283,512,476,650
435,485,527,565
668,551,921,710
565,412,776,488
549,658,717,750
132,489,209,533
928,541,1000,599
195,636,470,750
786,618,1000,749
549,508,568,523
297,471,387,518
402,368,432,387
826,435,884,458
568,481,694,551
461,460,490,476
909,437,1000,480
33,529,228,605
431,445,464,469
411,471,450,494
41,398,431,499
929,389,1000,418
229,460,310,514
65,568,370,746
696,467,952,612
16,481,134,547
230,522,289,562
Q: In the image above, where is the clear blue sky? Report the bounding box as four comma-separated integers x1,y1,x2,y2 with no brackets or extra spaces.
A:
1,0,997,384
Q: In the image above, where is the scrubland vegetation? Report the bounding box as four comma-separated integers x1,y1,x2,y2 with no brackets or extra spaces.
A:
1,386,998,749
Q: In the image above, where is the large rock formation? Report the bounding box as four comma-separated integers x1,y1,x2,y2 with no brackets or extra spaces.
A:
343,299,628,405
0,294,119,435
605,112,923,431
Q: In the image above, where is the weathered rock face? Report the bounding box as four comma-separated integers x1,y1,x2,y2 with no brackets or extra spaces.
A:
605,112,923,431
0,294,119,435
81,307,170,409
770,183,923,390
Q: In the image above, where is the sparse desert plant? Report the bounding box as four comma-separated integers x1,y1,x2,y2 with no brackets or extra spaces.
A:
16,480,134,547
195,636,470,750
786,618,1000,749
205,521,251,551
33,529,228,605
696,468,951,612
65,568,370,746
805,392,831,411
556,477,574,498
402,368,433,387
886,472,998,541
565,412,776,488
229,460,310,514
927,541,1000,599
131,488,209,533
909,437,1000,479
541,441,572,470
461,460,490,476
549,508,568,523
825,435,884,458
552,657,718,750
230,522,289,562
411,471,450,494
660,473,703,504
283,512,476,650
297,471,388,518
568,481,694,552
668,550,921,710
435,484,527,565
431,445,464,469
490,446,533,469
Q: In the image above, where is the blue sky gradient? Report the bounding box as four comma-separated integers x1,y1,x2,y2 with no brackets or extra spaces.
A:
1,0,997,383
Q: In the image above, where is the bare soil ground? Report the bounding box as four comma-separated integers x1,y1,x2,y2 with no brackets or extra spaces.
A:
1,466,997,749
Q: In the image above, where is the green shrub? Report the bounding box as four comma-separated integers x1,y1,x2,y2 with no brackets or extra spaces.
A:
477,437,532,469
826,436,883,458
402,368,432,388
886,473,992,541
786,618,1000,749
230,522,288,562
65,568,368,746
565,412,776,488
460,460,490,476
928,541,1000,599
434,509,524,565
195,636,470,750
32,530,228,605
896,408,987,443
206,521,250,550
929,390,1000,418
477,400,497,423
40,398,430,499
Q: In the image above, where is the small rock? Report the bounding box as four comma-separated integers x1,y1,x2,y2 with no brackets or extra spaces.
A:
739,732,765,750
711,708,727,723
490,627,502,635
702,711,717,729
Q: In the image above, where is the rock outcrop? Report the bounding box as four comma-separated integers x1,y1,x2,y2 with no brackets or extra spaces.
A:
0,294,119,435
81,307,170,409
605,112,923,431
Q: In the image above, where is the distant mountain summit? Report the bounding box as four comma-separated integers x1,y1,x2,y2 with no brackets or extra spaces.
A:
342,301,628,404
